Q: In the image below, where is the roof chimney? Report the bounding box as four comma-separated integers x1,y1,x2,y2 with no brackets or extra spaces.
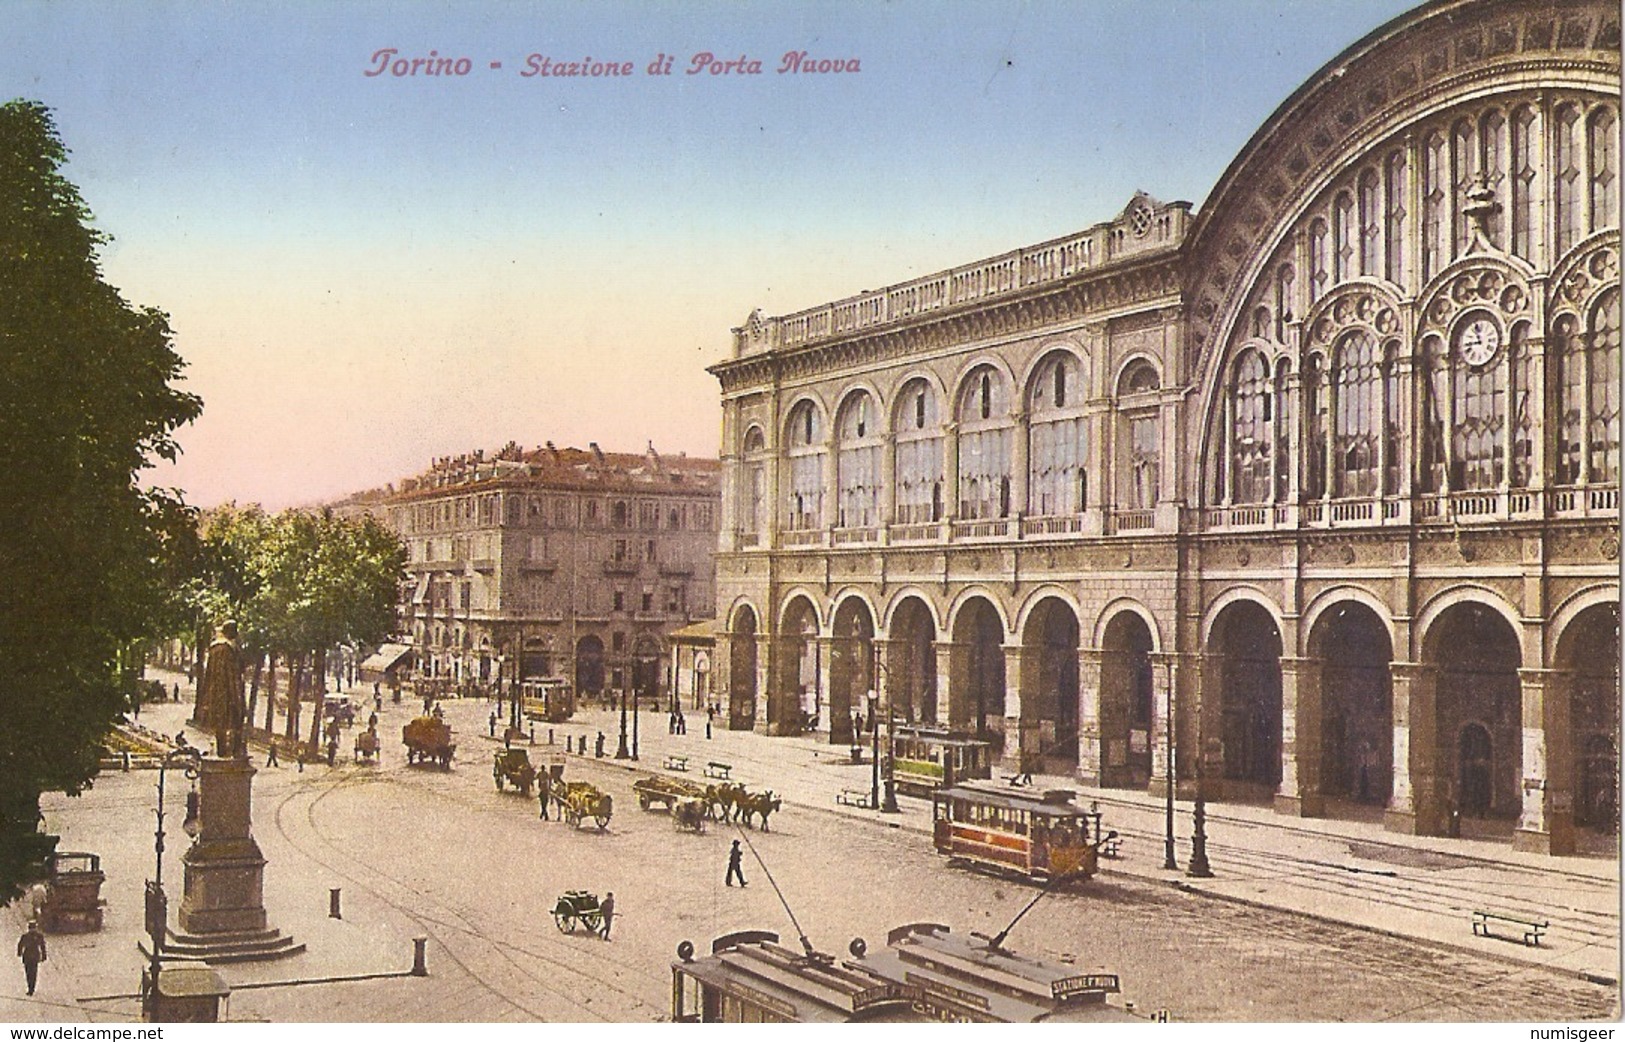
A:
589,442,605,463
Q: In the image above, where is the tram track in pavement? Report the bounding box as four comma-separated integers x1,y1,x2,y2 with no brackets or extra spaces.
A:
265,766,665,1022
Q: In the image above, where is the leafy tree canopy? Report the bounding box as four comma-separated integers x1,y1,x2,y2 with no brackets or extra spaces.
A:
0,100,202,900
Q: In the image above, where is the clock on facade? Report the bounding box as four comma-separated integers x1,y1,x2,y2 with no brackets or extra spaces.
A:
1456,315,1502,366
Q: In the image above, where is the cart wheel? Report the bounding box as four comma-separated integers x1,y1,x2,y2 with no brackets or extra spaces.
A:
554,911,575,933
584,913,602,933
638,795,651,811
594,811,611,829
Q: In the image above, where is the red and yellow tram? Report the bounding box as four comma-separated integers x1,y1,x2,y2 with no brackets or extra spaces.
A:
930,785,1111,882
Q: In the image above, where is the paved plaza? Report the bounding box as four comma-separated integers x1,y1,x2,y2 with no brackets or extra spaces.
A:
1,671,1617,1023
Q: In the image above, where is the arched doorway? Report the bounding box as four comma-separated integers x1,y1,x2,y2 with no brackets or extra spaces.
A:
631,635,661,705
830,599,875,745
1427,602,1521,824
1021,598,1080,773
575,635,604,697
1558,602,1620,833
777,597,820,736
729,606,758,730
1458,723,1494,816
1099,611,1154,788
1311,603,1393,812
1212,601,1283,795
951,598,1007,752
889,597,938,724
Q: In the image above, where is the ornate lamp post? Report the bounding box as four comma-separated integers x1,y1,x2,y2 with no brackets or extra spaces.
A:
631,680,641,762
615,684,630,759
143,746,200,1018
1188,703,1214,878
869,644,899,813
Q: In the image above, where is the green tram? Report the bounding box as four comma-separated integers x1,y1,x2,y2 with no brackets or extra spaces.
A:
889,725,993,796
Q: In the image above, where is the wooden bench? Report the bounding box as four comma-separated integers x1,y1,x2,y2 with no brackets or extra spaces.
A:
836,788,871,808
1472,909,1547,946
704,761,733,780
663,755,690,772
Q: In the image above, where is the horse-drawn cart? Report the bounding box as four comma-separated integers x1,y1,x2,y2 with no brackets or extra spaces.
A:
552,890,604,934
555,781,613,829
633,775,709,813
493,748,537,796
402,715,455,768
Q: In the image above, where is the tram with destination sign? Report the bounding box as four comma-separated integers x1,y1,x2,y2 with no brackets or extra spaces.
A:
670,924,1132,1023
930,785,1113,882
889,726,993,797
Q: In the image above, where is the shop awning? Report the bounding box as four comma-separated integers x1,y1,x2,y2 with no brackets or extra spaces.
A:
360,643,413,673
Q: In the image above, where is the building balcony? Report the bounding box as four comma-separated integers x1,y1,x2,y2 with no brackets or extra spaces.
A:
831,526,880,546
520,559,558,574
1200,484,1618,532
658,562,695,577
602,559,640,575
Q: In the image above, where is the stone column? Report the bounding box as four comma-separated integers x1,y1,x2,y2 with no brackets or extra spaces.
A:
881,433,898,527
1386,662,1441,835
933,641,957,728
999,644,1024,771
1076,648,1105,786
943,422,961,520
1514,668,1575,855
754,634,771,732
1276,657,1325,817
1146,652,1178,799
817,635,839,741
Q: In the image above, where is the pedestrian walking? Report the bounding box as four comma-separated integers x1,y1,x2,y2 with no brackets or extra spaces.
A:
326,733,339,767
172,682,180,703
537,771,552,820
16,921,45,996
676,712,687,735
598,892,615,940
266,743,280,767
725,840,747,887
705,718,713,740
595,732,606,758
668,712,677,735
489,712,498,737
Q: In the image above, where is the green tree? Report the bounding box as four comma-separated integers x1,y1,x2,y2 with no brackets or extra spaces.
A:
0,100,202,901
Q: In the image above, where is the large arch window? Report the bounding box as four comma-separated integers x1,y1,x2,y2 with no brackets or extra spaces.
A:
958,366,1012,519
740,426,767,537
1117,362,1161,511
1028,351,1090,516
1566,290,1625,487
1229,350,1271,504
784,399,825,530
1554,104,1585,258
894,379,943,524
1452,318,1508,491
1333,330,1382,497
835,391,882,528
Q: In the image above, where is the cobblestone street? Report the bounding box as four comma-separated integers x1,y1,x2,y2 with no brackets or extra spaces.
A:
1,683,1617,1023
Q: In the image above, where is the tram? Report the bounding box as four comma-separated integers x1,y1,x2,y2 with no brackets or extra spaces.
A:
930,785,1112,882
889,725,993,796
520,678,574,723
671,924,1132,1023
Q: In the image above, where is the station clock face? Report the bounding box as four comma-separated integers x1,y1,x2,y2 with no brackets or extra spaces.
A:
1457,316,1502,367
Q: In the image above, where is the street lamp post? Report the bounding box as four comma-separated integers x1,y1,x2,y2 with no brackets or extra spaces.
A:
869,645,899,813
869,691,881,810
615,685,630,759
1160,655,1178,871
144,746,200,1018
1188,720,1214,878
631,682,640,762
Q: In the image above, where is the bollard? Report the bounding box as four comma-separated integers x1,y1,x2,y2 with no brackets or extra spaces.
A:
528,724,535,745
122,751,131,772
329,887,342,919
411,937,428,976
548,728,554,745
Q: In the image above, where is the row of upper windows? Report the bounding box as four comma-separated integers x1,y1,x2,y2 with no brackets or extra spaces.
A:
747,354,1162,454
401,494,716,533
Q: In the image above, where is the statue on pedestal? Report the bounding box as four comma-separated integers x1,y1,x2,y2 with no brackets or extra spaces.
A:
197,621,247,759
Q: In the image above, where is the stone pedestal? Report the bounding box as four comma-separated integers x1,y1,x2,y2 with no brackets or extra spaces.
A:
178,758,267,935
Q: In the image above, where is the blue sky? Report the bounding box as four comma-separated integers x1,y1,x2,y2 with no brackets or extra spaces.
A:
5,0,1419,508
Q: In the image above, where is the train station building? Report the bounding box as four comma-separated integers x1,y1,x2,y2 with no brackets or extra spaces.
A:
706,0,1621,854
